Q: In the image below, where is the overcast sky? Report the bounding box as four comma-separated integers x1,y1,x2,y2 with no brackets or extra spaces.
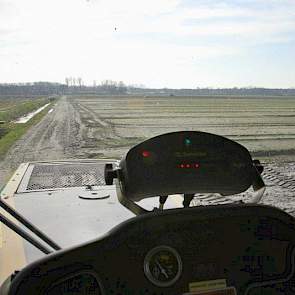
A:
0,0,295,88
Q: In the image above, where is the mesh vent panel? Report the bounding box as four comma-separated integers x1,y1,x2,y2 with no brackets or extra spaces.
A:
26,163,105,190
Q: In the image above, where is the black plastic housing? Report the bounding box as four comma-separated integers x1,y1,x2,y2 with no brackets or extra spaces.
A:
118,131,257,201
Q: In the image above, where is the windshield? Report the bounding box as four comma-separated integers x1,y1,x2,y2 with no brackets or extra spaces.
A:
1,0,295,225
0,0,295,281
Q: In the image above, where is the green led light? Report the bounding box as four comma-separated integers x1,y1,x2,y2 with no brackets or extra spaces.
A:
185,138,191,146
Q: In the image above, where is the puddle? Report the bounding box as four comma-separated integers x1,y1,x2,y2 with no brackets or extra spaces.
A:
14,103,50,123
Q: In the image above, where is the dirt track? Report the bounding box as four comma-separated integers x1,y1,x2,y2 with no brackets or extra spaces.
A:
0,97,83,186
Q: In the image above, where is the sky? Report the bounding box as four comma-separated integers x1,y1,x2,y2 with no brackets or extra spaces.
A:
0,0,295,88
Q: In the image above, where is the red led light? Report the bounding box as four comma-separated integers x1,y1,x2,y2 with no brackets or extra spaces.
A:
178,163,200,169
142,150,150,158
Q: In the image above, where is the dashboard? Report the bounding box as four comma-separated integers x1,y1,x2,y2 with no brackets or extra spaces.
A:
118,131,257,201
3,203,295,295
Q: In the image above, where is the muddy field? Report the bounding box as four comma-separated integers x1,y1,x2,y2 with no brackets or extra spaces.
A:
0,95,295,214
69,95,295,160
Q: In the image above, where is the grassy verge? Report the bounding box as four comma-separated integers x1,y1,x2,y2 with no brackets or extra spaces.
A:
0,103,52,159
0,98,49,122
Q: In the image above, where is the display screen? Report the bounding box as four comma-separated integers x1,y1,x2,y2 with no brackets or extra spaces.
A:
120,131,256,201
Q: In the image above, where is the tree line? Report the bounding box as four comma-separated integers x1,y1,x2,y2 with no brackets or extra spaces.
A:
0,81,294,96
0,80,128,96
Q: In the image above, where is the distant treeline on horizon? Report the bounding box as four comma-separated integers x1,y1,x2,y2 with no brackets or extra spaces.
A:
0,82,295,96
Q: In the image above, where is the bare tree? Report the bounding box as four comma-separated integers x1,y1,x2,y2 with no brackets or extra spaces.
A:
68,77,73,87
77,77,82,88
118,81,125,88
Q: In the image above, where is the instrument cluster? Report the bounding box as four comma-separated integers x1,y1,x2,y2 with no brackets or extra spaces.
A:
5,204,295,295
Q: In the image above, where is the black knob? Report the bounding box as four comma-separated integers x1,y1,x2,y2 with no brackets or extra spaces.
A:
104,163,117,185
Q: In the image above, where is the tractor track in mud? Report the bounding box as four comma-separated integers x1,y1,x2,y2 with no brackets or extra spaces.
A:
73,102,123,141
263,166,295,192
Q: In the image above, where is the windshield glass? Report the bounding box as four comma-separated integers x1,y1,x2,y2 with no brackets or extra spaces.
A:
0,0,295,275
1,0,295,221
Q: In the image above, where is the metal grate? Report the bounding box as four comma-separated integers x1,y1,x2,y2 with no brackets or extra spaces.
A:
25,162,106,190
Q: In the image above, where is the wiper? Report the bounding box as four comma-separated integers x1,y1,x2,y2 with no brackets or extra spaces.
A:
0,198,61,254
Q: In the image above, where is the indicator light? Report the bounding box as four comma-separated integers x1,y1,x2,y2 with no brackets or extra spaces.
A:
142,150,151,158
177,163,200,169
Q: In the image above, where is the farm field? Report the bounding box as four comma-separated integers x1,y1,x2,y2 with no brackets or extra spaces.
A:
70,95,295,161
1,95,295,175
0,95,295,215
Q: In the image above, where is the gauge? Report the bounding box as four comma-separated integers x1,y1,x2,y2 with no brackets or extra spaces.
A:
144,245,182,287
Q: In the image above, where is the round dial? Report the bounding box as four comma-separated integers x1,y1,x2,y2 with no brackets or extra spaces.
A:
144,245,182,287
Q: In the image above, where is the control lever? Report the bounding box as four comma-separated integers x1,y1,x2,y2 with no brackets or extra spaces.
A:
159,195,168,210
253,159,264,174
183,194,195,208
